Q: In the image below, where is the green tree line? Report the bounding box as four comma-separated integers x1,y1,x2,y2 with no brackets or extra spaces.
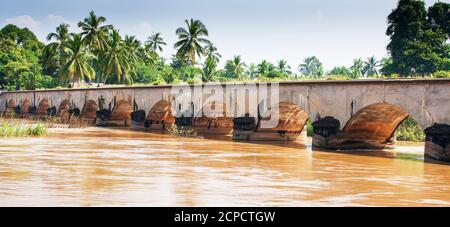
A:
0,0,448,91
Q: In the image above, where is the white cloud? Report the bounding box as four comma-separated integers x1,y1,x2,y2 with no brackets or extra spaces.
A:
4,15,41,32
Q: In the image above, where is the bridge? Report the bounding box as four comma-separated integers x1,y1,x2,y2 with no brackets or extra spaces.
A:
1,79,450,162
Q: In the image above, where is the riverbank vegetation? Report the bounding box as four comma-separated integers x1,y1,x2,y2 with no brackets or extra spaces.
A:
0,1,448,91
167,124,198,138
396,117,426,142
0,121,47,137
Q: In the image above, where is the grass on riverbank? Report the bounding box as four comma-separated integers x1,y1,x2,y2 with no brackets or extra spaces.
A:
0,121,48,137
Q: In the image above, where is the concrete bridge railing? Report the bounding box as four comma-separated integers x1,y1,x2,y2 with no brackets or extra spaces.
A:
1,79,450,162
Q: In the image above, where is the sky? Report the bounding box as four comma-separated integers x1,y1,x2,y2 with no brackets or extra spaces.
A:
0,0,443,71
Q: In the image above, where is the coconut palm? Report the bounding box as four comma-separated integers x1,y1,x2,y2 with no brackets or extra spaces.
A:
101,30,132,84
277,60,291,74
145,32,166,53
124,35,142,65
298,56,323,78
257,60,274,76
45,23,70,68
350,58,365,78
225,55,247,78
247,64,258,79
174,19,211,65
202,56,218,82
78,11,113,52
364,56,380,77
59,33,96,86
205,43,221,64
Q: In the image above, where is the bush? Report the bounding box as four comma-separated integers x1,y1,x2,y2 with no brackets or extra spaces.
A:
433,70,450,78
396,117,425,142
167,124,197,137
0,121,48,137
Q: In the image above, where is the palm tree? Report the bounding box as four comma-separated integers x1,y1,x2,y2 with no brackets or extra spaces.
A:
298,56,323,78
145,32,166,53
225,55,247,78
45,23,70,68
247,64,258,79
59,33,96,87
101,30,132,84
78,11,113,52
258,60,274,76
124,35,142,65
202,56,218,82
364,56,380,77
205,43,221,64
174,19,211,65
277,60,291,74
350,58,364,78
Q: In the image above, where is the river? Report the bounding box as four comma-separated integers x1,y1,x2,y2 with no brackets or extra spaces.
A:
0,128,449,207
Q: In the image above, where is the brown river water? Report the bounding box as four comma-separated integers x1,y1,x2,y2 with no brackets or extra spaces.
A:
0,128,449,207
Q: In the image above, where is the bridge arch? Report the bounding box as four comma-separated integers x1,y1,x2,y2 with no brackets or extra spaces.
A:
147,100,175,125
37,99,50,116
339,102,411,146
111,100,132,121
81,99,99,119
20,99,32,114
257,101,309,133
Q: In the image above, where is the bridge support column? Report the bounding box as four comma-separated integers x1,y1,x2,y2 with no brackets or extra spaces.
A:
311,117,340,149
425,124,450,162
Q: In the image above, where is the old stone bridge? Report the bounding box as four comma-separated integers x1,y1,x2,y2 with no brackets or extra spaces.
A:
1,79,450,162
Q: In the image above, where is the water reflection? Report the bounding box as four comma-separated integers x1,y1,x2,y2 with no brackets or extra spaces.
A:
0,128,449,207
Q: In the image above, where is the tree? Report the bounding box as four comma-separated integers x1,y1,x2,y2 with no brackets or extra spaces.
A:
205,43,221,64
78,11,113,53
328,66,351,76
426,2,449,37
247,64,258,79
386,0,449,75
298,56,323,78
257,60,274,76
101,30,132,85
174,19,211,65
225,55,246,78
364,56,380,77
0,24,43,51
201,56,217,82
45,23,70,70
146,32,166,53
276,60,291,74
350,58,364,78
59,33,96,86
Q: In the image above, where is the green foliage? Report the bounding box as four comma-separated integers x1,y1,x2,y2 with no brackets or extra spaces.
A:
396,116,425,142
433,70,450,78
298,56,324,78
0,122,47,137
174,19,211,65
306,120,314,137
167,124,198,137
386,0,449,76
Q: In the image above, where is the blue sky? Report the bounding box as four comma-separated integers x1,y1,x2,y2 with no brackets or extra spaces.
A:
0,0,441,70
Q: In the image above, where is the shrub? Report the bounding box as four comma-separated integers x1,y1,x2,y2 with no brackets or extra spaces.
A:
396,117,425,142
0,121,47,137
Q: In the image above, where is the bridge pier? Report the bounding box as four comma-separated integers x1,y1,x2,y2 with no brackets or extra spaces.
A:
311,117,341,149
425,124,450,162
